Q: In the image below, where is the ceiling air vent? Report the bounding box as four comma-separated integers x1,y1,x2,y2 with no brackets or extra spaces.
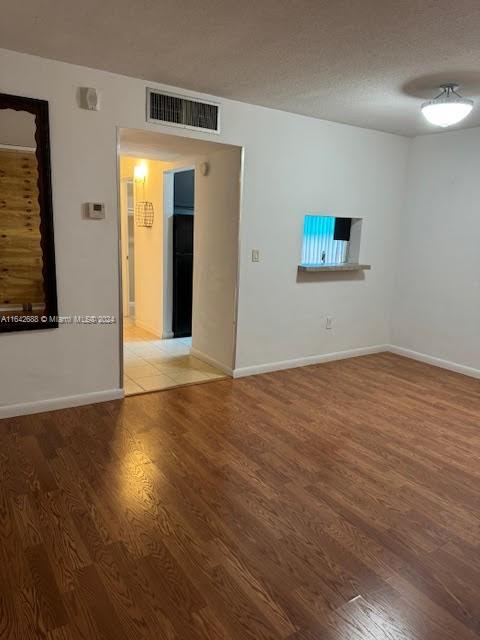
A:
146,89,220,133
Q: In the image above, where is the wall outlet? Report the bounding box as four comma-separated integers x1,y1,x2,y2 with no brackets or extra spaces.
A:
251,249,260,262
326,316,333,330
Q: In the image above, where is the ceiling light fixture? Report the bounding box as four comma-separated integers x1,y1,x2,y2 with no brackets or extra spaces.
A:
421,84,473,128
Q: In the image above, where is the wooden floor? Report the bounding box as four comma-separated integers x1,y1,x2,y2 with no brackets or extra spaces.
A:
1,353,480,639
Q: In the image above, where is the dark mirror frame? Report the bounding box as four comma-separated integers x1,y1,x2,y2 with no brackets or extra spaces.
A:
0,93,58,332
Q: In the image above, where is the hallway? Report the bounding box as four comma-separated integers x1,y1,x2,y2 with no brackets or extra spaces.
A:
123,324,226,395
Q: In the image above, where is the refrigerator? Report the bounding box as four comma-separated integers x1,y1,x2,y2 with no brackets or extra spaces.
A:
172,213,194,338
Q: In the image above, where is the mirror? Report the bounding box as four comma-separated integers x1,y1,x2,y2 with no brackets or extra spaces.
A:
0,93,58,332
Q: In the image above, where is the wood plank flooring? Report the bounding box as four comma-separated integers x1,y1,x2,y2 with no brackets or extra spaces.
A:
1,352,480,639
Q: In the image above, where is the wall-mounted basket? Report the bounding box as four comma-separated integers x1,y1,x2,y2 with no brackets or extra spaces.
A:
135,201,154,227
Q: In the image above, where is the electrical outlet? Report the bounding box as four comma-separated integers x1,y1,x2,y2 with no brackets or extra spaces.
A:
326,316,333,330
251,249,260,262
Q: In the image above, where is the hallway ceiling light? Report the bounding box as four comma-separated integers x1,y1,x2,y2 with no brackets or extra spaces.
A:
421,84,473,128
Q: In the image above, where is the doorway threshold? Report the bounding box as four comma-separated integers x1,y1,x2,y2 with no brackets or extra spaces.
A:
123,325,226,396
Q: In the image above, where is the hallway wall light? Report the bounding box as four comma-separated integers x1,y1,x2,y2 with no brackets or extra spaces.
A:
133,161,154,227
134,162,148,182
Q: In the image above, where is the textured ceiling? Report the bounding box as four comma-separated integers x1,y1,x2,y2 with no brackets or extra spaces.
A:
2,0,480,135
120,128,238,160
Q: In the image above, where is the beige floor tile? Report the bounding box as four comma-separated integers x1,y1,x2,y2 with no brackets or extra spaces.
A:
155,355,192,369
168,369,225,385
123,328,225,394
156,358,221,378
125,363,159,378
123,336,148,349
189,357,222,373
128,344,165,358
144,351,181,366
124,345,137,355
155,365,191,378
157,338,187,346
124,376,144,395
124,352,145,366
135,373,177,391
155,341,190,356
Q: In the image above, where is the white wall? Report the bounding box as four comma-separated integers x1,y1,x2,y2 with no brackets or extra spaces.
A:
235,109,408,370
392,128,480,372
0,47,408,412
192,148,242,371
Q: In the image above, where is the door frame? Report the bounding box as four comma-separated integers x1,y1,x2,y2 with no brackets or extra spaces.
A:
119,177,134,317
116,130,245,391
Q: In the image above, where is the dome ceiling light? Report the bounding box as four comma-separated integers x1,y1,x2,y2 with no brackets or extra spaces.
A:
421,84,474,128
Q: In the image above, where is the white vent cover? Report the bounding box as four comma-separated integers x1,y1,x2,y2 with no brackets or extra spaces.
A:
146,89,220,133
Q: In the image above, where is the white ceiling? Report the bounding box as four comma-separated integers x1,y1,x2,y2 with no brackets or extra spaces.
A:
2,1,480,136
119,128,238,160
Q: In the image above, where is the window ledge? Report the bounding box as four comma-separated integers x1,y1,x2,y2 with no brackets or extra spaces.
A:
298,263,371,272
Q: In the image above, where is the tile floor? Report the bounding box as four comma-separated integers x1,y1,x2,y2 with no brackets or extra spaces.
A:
123,323,226,395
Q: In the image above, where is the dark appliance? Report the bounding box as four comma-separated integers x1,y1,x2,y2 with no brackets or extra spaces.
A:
172,213,194,337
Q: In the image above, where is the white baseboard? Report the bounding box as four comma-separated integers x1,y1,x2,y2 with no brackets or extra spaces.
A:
134,319,161,337
387,345,480,379
4,344,475,420
233,344,387,378
190,348,233,376
0,388,124,420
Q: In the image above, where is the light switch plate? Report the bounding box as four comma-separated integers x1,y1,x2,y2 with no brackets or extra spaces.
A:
252,249,260,262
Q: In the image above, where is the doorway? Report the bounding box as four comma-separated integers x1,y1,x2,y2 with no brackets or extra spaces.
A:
117,130,242,396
